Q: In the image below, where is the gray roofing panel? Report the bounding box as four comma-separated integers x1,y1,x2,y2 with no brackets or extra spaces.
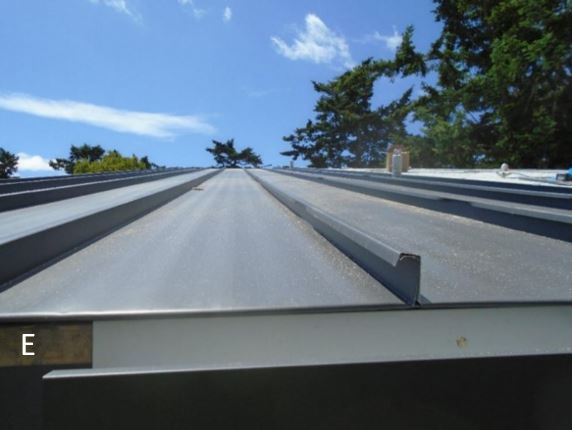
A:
0,169,215,244
252,170,572,303
0,170,399,317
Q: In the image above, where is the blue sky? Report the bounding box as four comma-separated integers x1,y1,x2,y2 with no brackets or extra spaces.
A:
0,0,441,176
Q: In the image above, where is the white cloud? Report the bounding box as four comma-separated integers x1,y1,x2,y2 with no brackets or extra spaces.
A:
89,0,141,22
271,14,354,68
223,6,232,23
16,153,53,172
369,28,403,51
0,93,216,139
178,0,207,19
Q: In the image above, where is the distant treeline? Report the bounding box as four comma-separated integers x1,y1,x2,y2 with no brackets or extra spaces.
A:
281,0,572,169
50,144,160,175
0,144,161,179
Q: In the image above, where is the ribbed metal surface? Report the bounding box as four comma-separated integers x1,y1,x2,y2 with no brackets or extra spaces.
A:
0,168,570,320
0,170,399,317
0,168,200,212
251,170,572,303
275,169,572,242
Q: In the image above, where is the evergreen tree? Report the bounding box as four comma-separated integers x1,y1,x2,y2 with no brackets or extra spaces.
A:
282,1,572,169
425,0,572,167
49,144,105,174
72,150,148,174
206,139,263,167
0,148,19,178
282,59,413,167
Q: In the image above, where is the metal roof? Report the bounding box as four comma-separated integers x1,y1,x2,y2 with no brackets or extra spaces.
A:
0,168,571,321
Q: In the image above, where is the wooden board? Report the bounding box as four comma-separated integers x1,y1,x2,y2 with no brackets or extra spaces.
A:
0,322,92,367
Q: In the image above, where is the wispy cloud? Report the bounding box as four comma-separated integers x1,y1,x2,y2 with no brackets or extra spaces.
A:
178,0,207,19
361,27,403,51
16,153,54,172
0,93,216,139
271,14,354,68
89,0,141,22
223,6,232,23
